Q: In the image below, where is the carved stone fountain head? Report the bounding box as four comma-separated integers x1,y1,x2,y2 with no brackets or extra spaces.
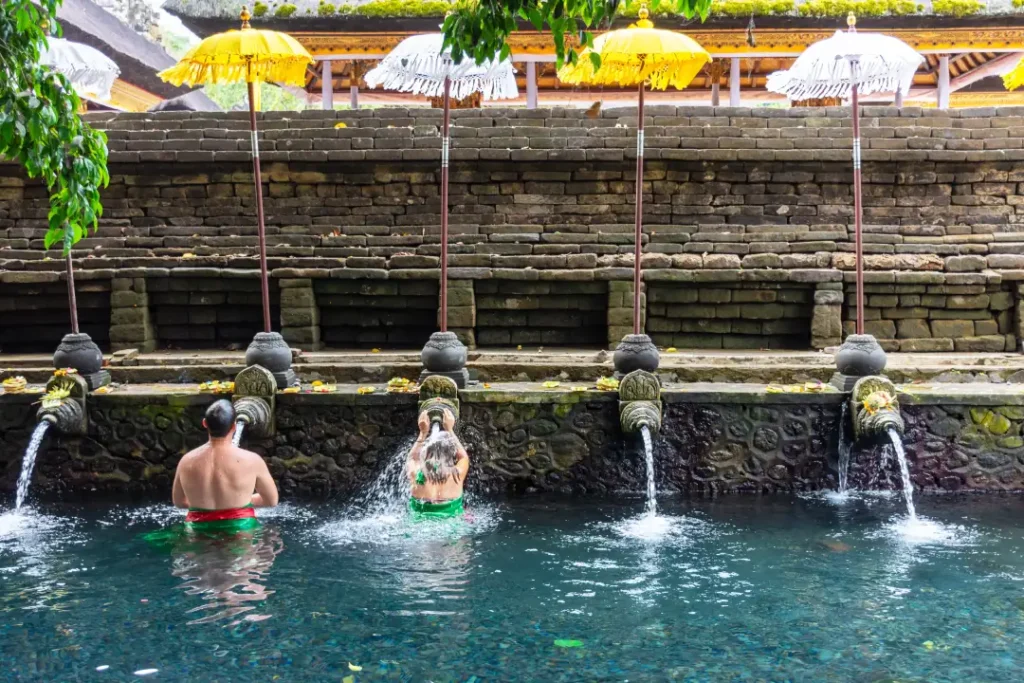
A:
36,372,89,435
418,375,460,428
850,375,904,443
618,369,662,435
232,364,277,437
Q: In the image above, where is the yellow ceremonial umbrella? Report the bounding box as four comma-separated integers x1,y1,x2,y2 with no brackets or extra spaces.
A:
1004,58,1024,92
159,7,313,345
559,4,709,340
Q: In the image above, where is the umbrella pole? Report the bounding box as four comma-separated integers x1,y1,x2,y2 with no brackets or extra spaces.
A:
851,73,865,336
632,82,645,336
66,251,79,334
440,76,451,333
248,80,272,334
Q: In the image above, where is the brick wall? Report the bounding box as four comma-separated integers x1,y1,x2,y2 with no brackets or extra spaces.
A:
0,279,110,352
2,107,1023,352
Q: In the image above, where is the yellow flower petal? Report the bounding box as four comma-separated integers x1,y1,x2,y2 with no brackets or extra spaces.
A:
357,386,375,394
371,348,380,353
282,386,300,394
348,663,362,672
666,347,677,353
311,380,323,387
334,122,347,128
542,381,560,389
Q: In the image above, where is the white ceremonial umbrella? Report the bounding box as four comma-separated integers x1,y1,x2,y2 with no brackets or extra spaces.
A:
41,37,120,102
766,14,923,336
365,33,516,336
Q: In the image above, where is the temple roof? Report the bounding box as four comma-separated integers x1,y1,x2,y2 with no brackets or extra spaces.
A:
57,0,220,111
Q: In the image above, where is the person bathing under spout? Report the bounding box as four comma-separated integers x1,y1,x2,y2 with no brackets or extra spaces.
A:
172,399,279,532
407,408,469,519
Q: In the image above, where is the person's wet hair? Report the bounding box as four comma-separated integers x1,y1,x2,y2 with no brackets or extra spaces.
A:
422,432,461,484
204,399,236,438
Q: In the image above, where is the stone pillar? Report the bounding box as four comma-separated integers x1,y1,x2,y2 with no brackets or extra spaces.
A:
811,283,843,350
607,281,645,348
937,54,950,110
1016,284,1024,353
321,59,334,111
279,279,321,350
109,277,156,352
109,278,156,352
445,280,476,349
526,62,538,109
710,60,723,107
729,57,741,106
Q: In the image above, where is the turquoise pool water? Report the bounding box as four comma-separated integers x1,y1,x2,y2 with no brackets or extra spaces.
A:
1,494,1023,682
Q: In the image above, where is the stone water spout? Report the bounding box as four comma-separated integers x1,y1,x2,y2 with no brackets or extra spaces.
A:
232,365,277,439
618,370,662,435
418,375,460,428
36,372,89,435
850,376,904,443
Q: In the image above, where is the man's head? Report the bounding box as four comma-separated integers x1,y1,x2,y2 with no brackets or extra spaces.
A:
203,399,236,439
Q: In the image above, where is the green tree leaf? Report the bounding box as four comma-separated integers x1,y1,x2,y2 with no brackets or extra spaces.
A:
1,0,109,256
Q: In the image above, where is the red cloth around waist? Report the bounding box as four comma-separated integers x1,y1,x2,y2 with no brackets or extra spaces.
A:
185,506,256,523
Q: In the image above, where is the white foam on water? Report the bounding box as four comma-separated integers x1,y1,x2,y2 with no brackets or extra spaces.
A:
99,502,316,529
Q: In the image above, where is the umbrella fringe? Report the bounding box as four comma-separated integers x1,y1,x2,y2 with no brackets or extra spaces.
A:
159,56,311,88
364,49,518,100
559,53,709,90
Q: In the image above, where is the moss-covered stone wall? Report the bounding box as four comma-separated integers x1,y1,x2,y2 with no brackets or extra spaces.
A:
2,387,1023,500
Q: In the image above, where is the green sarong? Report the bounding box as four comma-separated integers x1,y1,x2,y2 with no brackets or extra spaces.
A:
409,496,464,520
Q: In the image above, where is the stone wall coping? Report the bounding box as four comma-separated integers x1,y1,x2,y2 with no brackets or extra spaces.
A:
2,383,1018,408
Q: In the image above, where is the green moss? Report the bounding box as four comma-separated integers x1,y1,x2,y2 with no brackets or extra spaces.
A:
997,406,1024,420
274,3,297,17
336,0,454,17
931,0,983,15
997,436,1024,449
711,0,795,17
970,407,990,425
988,413,1013,435
798,0,921,17
252,1,269,16
143,465,168,479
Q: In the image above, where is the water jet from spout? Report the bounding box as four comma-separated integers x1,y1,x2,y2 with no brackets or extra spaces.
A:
232,421,245,447
888,428,916,520
16,422,50,510
641,425,656,516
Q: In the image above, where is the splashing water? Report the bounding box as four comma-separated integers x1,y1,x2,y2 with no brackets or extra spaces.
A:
232,421,245,447
15,422,50,510
641,425,656,516
888,428,916,520
837,403,851,494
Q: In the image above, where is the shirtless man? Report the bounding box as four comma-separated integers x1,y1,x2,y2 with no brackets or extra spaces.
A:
406,408,470,519
172,399,279,530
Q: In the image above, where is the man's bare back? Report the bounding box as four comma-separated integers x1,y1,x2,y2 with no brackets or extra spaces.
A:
173,400,278,512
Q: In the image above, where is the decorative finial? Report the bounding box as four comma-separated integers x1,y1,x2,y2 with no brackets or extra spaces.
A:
638,3,649,20
847,12,856,30
240,5,252,29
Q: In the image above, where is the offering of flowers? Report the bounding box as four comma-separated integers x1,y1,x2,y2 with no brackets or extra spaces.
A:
312,384,338,393
386,377,417,393
198,380,234,394
39,385,72,410
542,381,561,389
281,386,301,394
595,376,619,392
357,386,375,395
53,368,78,377
2,376,28,394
